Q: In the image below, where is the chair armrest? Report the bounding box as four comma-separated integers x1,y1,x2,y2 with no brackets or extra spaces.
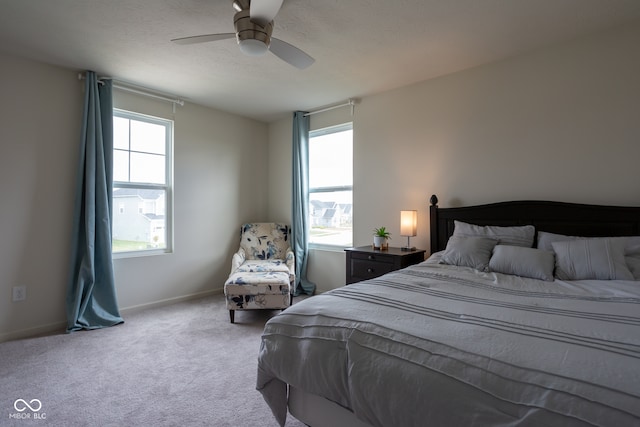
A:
231,248,246,274
285,247,296,284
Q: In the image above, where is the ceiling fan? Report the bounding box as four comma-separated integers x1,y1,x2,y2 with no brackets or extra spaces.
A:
171,0,315,69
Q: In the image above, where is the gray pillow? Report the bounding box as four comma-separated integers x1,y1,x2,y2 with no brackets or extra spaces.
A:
453,220,535,248
626,239,640,280
626,255,640,280
489,245,555,281
552,238,634,281
439,236,497,271
538,232,640,280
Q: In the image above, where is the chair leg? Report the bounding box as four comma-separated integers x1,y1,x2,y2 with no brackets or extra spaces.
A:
229,310,235,324
290,293,293,305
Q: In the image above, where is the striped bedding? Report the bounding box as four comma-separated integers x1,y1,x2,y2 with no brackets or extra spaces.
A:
257,259,640,427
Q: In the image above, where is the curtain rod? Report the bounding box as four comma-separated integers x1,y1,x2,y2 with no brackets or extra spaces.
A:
77,73,185,108
303,98,359,117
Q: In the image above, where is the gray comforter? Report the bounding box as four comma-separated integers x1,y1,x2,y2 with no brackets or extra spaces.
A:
257,261,640,426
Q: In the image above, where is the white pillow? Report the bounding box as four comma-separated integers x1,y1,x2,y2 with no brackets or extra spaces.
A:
551,238,634,281
489,246,555,281
439,236,497,271
453,221,535,248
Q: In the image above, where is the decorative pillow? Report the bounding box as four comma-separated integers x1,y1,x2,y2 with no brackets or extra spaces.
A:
626,239,640,280
453,220,535,248
538,232,640,280
489,246,555,281
538,231,640,253
551,238,634,281
439,236,498,271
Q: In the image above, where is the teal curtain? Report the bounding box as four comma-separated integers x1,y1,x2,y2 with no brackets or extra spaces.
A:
291,111,316,296
66,71,123,332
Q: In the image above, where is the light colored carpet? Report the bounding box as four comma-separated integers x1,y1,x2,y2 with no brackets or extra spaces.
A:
0,294,307,426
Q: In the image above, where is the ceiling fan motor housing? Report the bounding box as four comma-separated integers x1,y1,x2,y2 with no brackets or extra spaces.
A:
234,10,273,56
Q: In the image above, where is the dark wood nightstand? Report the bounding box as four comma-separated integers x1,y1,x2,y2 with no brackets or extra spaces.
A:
344,246,426,284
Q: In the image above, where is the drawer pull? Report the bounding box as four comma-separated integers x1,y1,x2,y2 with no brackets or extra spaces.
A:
367,268,374,273
368,255,374,260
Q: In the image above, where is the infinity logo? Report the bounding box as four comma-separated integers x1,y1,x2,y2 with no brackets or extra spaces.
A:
14,399,42,412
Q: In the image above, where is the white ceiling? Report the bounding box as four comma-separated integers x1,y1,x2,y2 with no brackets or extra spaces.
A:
1,0,640,122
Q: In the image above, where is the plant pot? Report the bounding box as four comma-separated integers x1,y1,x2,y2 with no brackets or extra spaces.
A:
373,236,388,250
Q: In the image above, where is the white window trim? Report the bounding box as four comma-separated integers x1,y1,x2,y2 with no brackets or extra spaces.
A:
308,122,353,249
112,109,174,258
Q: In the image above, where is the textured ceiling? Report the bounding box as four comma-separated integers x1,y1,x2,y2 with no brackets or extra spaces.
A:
1,0,640,122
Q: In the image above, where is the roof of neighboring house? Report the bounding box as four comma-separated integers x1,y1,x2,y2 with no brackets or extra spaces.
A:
143,214,165,220
310,200,336,209
322,208,337,219
113,188,164,200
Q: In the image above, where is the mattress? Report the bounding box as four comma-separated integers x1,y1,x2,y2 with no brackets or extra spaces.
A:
257,260,640,426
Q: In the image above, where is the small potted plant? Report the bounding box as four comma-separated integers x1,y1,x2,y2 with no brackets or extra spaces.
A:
373,226,391,250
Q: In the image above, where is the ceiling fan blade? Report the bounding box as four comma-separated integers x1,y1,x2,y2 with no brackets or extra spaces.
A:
250,0,284,27
171,33,235,45
269,38,315,69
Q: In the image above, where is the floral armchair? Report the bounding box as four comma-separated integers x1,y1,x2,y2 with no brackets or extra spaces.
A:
230,223,295,282
224,223,295,323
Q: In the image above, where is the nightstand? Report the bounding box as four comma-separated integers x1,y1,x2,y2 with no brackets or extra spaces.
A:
344,246,426,284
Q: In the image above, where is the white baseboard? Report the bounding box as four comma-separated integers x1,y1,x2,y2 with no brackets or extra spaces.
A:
0,320,68,344
0,288,224,344
119,288,223,316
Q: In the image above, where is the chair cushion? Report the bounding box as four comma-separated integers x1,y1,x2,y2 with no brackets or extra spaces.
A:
224,271,290,295
236,260,291,274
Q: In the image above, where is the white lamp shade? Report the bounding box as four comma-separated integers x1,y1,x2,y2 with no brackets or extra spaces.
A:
400,210,417,237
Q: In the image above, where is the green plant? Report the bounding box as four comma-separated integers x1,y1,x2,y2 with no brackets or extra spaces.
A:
373,226,391,239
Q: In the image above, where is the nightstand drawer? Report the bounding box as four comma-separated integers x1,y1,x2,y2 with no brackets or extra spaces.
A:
345,246,426,284
351,259,395,280
350,251,395,264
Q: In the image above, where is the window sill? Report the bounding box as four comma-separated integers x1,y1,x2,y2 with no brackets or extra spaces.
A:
113,249,172,259
308,244,351,253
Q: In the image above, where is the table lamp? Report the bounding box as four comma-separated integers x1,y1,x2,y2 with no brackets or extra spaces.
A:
400,210,417,251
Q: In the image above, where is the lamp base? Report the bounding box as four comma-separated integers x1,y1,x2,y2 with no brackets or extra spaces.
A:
401,236,415,251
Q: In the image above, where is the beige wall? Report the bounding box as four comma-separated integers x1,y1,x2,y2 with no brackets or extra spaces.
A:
2,21,639,340
0,55,81,342
268,22,640,293
0,53,268,341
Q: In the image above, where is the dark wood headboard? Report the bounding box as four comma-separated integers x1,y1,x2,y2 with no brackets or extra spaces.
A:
429,194,640,253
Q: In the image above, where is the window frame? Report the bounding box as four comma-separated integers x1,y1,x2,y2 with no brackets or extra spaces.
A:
308,122,353,250
112,108,174,258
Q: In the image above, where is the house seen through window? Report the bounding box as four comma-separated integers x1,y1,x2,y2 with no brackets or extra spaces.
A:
309,123,353,247
112,109,173,255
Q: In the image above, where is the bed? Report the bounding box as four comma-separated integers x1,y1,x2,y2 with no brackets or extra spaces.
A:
257,195,640,427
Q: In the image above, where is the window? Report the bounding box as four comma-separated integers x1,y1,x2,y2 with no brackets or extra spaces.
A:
308,123,353,247
112,109,173,255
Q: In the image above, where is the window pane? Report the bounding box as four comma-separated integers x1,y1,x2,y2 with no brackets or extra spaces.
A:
309,190,352,246
112,188,166,252
308,124,353,246
112,109,172,256
113,149,130,182
130,120,166,155
113,116,130,150
130,152,165,184
309,129,353,188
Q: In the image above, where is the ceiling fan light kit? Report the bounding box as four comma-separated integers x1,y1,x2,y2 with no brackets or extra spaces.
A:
234,9,272,57
171,0,314,69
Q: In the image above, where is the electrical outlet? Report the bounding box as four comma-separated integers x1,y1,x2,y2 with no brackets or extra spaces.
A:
12,286,26,302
